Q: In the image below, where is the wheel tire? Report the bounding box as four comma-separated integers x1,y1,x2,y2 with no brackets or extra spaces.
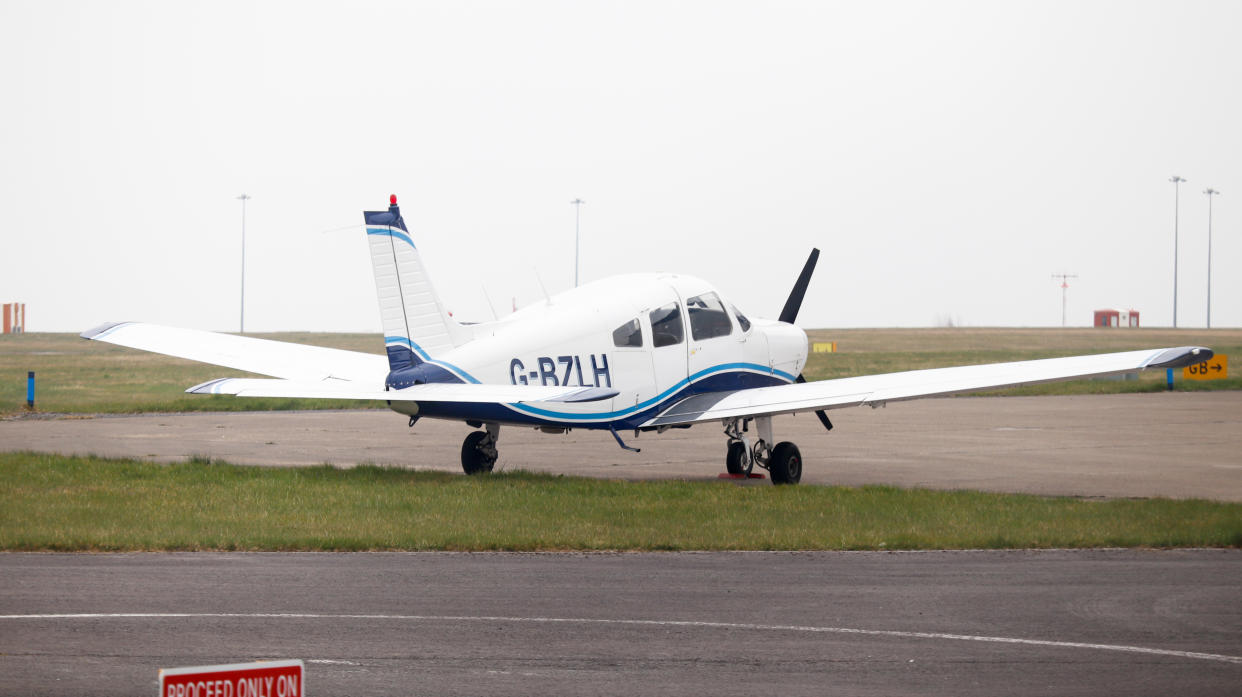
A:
726,441,751,475
769,442,802,485
461,430,496,475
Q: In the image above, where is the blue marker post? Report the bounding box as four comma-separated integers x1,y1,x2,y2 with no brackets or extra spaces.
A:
26,371,34,409
1166,368,1174,391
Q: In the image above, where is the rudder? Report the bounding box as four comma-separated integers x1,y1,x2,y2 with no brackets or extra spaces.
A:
364,195,469,370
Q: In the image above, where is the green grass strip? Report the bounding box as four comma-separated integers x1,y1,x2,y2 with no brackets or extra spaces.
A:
3,452,1239,552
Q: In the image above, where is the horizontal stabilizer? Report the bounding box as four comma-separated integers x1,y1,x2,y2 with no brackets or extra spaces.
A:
644,346,1213,427
81,322,389,382
188,377,619,404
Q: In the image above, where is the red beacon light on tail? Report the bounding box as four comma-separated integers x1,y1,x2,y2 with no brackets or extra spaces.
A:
390,194,398,206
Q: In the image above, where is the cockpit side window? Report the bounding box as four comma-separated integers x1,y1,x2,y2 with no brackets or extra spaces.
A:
687,292,733,341
649,302,684,348
732,304,752,333
612,318,643,347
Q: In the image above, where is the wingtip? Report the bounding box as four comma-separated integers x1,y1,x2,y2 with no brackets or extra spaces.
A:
186,378,234,395
80,321,133,340
1144,346,1215,369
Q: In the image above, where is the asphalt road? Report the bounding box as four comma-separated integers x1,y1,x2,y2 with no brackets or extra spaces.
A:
3,394,1241,695
3,391,1240,499
1,551,1239,696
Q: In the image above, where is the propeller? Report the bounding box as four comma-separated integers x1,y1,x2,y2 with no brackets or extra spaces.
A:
796,374,834,431
781,248,833,432
779,248,820,324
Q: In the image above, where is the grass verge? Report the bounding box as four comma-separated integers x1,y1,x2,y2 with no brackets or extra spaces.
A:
3,452,1239,551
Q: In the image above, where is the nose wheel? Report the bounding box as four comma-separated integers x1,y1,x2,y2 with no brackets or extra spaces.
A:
725,440,752,475
461,423,500,475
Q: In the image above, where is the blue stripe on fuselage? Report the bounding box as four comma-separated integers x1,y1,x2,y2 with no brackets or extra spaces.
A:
393,362,793,429
501,362,793,423
384,336,479,385
367,227,415,249
410,367,791,431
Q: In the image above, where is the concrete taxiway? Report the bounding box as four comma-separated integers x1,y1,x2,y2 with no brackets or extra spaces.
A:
1,551,1240,696
3,391,1240,499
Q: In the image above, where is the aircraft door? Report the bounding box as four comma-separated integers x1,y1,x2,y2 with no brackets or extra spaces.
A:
684,291,745,391
647,297,690,406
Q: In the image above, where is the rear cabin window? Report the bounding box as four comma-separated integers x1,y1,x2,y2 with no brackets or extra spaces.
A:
612,318,643,347
687,292,733,341
649,302,684,347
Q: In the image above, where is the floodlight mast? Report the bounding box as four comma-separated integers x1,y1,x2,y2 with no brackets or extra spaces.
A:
1204,188,1220,328
570,198,585,288
1169,176,1186,328
1052,273,1078,327
237,194,251,333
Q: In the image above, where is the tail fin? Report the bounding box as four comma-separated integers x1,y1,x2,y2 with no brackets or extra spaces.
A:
364,195,470,370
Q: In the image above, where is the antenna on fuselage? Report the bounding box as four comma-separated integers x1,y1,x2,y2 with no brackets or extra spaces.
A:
481,284,500,321
534,267,552,305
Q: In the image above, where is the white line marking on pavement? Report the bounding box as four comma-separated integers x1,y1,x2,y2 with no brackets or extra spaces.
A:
3,613,1239,665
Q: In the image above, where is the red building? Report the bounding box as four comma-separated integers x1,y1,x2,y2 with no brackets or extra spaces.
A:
1093,308,1139,328
2,303,26,333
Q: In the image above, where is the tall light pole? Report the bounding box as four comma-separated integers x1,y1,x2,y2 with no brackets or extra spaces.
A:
237,193,251,333
1169,175,1185,328
570,198,585,287
1204,187,1220,328
1052,273,1078,327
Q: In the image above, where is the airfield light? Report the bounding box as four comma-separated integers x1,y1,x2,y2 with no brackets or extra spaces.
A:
237,193,252,334
1204,187,1220,328
571,198,585,287
1051,273,1078,327
1169,175,1186,328
390,194,398,206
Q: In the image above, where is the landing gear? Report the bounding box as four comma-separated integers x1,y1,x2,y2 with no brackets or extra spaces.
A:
725,440,752,475
461,423,499,475
724,416,802,485
769,441,802,485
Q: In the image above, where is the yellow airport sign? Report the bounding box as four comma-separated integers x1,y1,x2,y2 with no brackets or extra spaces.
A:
812,342,837,353
1183,354,1227,380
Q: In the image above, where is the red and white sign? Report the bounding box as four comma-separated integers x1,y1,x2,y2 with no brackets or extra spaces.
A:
159,660,304,697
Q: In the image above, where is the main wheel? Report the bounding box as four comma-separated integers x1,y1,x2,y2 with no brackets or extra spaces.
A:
461,430,497,475
726,440,752,475
769,441,802,485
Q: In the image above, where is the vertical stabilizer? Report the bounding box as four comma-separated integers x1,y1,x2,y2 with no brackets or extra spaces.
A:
364,195,470,370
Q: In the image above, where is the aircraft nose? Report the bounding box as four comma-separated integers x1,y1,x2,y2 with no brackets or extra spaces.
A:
767,322,808,378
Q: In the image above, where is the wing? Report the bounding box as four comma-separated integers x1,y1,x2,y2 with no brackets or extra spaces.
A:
83,321,620,405
643,346,1213,427
187,378,618,404
81,322,389,382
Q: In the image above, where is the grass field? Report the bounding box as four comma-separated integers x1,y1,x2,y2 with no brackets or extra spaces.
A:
0,332,382,415
2,452,1239,552
2,328,1238,415
804,327,1241,395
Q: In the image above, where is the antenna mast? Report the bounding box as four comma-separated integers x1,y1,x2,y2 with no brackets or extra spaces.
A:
1051,273,1078,327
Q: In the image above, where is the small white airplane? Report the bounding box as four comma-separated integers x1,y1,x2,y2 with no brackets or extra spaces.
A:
83,195,1213,484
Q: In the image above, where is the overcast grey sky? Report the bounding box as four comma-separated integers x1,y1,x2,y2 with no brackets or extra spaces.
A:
2,0,1238,332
